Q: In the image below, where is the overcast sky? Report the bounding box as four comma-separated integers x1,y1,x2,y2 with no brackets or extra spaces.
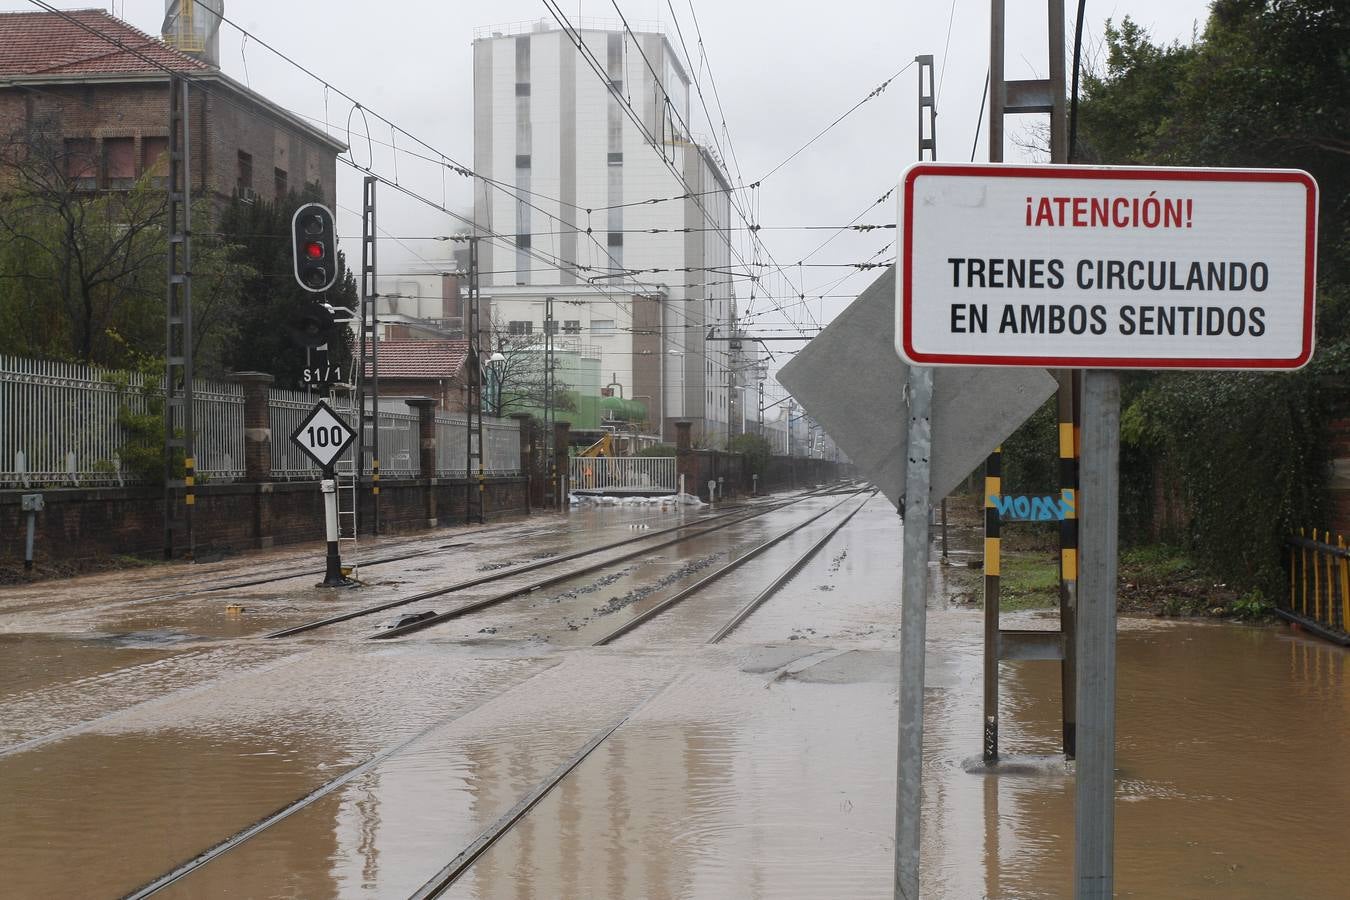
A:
17,0,1215,363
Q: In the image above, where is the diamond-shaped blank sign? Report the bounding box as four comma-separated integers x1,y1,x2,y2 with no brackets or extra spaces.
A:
777,267,1057,507
290,399,357,470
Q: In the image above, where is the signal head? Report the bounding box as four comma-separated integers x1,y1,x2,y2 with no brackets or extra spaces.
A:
291,202,337,293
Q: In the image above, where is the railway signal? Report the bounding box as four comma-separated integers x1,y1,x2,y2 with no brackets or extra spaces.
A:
291,202,338,293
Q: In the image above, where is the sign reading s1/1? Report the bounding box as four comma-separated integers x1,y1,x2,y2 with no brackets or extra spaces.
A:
895,164,1318,369
302,365,343,385
289,399,357,470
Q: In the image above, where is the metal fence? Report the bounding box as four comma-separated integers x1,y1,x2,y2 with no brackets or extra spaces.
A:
1,354,244,487
378,410,420,478
269,389,421,479
268,387,331,480
569,456,677,493
435,412,521,477
1284,529,1350,643
270,394,520,480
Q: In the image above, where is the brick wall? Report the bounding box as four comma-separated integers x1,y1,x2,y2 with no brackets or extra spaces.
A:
0,477,528,565
0,76,339,209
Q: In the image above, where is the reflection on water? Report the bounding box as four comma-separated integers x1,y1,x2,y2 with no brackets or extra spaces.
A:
925,620,1349,898
445,666,895,899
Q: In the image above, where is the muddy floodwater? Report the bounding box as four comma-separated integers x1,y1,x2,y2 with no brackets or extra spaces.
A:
1,495,1347,897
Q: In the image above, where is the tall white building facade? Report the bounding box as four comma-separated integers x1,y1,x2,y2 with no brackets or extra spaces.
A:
472,20,736,444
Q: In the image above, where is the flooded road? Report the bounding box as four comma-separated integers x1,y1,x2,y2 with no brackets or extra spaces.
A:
1,488,1346,897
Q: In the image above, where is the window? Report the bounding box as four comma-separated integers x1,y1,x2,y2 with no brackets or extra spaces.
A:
103,137,134,190
64,138,96,190
563,320,582,334
141,137,169,188
606,33,623,82
607,152,623,165
515,154,531,169
516,233,532,249
591,319,615,337
236,151,253,193
274,167,288,200
515,82,531,96
508,320,533,335
607,232,623,247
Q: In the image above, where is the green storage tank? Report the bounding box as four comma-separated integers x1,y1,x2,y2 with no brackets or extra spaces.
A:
599,396,647,423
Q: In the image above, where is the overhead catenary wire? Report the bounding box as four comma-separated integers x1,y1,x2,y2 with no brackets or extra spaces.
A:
20,2,804,406
20,1,701,347
173,1,753,347
41,1,834,367
596,0,823,332
754,61,915,185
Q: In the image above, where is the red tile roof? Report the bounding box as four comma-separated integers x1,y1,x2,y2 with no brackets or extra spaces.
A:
0,9,209,77
367,340,470,380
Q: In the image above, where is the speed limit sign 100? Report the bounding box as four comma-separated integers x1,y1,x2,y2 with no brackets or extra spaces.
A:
289,400,357,470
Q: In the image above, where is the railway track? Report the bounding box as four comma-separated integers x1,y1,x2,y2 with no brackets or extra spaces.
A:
114,487,875,898
39,502,718,616
365,487,872,642
269,487,844,639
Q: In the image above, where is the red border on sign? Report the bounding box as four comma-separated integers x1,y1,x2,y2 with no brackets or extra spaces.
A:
898,164,1319,369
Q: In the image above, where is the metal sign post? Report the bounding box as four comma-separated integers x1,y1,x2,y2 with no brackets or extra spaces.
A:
894,365,932,900
1075,370,1120,897
290,400,358,587
318,467,345,587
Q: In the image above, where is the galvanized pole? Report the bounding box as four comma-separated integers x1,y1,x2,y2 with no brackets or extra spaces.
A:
1075,370,1119,898
894,365,933,900
895,53,940,900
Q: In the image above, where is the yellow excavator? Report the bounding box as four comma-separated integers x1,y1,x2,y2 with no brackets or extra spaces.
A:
577,433,614,458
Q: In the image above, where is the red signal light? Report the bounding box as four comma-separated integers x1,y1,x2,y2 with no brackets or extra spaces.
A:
305,241,325,260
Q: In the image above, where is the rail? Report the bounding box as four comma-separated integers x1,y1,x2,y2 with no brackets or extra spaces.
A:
1283,529,1350,645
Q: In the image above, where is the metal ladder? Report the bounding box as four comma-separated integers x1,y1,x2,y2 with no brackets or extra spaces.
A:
329,382,360,579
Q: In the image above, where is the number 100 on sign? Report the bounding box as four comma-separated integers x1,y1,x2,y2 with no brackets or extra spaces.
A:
289,400,357,470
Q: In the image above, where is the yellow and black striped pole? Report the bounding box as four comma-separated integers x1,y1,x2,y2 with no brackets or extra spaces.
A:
983,447,1002,763
1058,373,1079,759
1339,535,1349,634
183,455,196,560
478,461,486,525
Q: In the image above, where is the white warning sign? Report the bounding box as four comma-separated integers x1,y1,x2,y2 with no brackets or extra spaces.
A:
895,163,1318,370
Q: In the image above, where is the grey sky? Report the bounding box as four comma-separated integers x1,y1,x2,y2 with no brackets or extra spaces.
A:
18,1,1214,352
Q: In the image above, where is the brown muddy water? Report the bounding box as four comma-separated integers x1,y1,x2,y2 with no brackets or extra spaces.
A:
0,492,1346,897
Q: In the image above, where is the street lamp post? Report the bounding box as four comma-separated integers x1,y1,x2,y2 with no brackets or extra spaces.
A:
484,351,506,416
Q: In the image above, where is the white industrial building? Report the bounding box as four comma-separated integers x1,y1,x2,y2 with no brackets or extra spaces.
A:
472,19,739,445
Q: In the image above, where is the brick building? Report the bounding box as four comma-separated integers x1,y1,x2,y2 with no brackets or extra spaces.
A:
370,340,471,411
0,9,344,207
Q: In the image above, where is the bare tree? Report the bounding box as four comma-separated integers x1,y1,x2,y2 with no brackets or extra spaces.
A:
484,315,574,418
